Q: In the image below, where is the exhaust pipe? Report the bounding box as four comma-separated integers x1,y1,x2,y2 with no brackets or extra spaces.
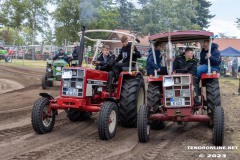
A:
78,26,86,67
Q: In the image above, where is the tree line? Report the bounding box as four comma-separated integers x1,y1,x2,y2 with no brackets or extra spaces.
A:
0,0,214,46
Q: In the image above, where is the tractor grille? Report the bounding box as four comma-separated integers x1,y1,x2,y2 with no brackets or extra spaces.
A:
61,68,85,97
163,75,192,107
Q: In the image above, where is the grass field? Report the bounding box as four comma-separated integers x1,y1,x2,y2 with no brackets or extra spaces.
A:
0,59,90,68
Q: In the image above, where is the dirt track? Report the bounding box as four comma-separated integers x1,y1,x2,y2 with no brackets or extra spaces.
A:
0,65,239,160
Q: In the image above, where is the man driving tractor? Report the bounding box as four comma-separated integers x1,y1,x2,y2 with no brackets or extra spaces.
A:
53,48,72,65
93,45,118,93
172,47,201,105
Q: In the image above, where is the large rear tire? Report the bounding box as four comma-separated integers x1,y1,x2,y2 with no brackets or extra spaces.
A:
66,109,91,122
98,101,118,140
206,79,221,111
212,106,224,146
147,82,165,130
119,76,145,127
31,97,55,134
137,105,150,143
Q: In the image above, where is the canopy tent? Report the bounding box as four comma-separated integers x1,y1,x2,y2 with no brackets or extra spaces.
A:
220,47,240,57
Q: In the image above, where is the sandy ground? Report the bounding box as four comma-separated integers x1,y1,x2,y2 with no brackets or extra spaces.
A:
0,65,239,160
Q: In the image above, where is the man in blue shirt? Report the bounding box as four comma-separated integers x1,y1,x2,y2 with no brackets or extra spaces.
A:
146,40,163,78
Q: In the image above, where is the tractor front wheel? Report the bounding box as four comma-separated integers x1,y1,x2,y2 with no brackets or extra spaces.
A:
98,101,118,140
212,106,224,146
137,104,150,143
42,74,48,90
5,56,12,63
31,97,56,134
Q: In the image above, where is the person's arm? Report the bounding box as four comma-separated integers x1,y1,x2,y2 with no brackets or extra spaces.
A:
209,49,221,65
133,46,141,58
115,50,122,63
172,57,179,72
53,54,58,60
189,60,198,76
147,54,160,70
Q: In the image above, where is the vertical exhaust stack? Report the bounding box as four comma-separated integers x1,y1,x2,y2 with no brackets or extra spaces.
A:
78,26,86,67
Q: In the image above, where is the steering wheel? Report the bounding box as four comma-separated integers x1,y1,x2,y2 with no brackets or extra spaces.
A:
92,61,100,66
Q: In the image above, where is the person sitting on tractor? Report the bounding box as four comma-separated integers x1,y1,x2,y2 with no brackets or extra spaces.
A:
146,40,163,78
172,47,201,105
53,48,72,65
115,35,141,72
196,40,221,79
93,45,118,93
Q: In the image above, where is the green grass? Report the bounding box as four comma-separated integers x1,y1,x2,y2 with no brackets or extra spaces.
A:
219,77,240,87
0,59,91,69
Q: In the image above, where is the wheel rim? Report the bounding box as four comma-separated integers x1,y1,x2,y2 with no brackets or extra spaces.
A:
109,110,117,133
42,105,52,127
137,87,144,111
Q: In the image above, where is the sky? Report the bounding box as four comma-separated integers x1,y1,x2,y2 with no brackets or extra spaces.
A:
208,0,240,38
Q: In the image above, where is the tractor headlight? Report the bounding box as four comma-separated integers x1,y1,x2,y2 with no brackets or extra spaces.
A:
180,90,190,97
47,68,52,72
75,82,83,89
165,90,174,98
63,81,70,88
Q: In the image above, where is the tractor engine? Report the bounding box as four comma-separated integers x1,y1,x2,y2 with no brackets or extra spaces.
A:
61,67,108,101
163,75,193,108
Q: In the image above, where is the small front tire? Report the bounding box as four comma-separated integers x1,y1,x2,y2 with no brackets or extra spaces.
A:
31,97,55,134
212,106,224,146
98,101,118,140
137,105,150,143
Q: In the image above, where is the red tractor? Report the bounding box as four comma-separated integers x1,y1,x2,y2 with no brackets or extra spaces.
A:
31,28,145,140
137,30,224,146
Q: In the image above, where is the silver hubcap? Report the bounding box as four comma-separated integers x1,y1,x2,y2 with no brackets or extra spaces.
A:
109,110,117,133
42,105,52,127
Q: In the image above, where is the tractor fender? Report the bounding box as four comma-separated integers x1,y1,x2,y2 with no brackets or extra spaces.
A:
104,98,119,107
39,93,55,100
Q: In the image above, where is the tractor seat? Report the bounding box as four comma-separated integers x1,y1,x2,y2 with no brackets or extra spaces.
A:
122,67,136,71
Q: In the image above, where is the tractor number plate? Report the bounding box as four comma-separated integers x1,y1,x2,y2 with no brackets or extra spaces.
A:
170,98,185,106
62,70,72,78
56,67,62,75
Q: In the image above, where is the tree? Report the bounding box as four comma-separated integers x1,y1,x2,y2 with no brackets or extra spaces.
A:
53,0,119,45
0,27,25,45
191,0,215,29
0,0,27,45
236,18,240,30
135,0,201,35
24,0,49,45
116,0,136,30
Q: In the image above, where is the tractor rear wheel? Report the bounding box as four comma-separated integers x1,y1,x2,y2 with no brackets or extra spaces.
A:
206,79,221,111
137,104,150,143
147,82,165,130
31,97,56,134
98,101,118,140
212,106,224,146
66,109,91,122
119,76,145,127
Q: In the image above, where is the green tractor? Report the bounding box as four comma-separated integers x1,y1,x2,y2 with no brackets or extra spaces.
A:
0,47,12,62
42,56,78,89
137,57,147,75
